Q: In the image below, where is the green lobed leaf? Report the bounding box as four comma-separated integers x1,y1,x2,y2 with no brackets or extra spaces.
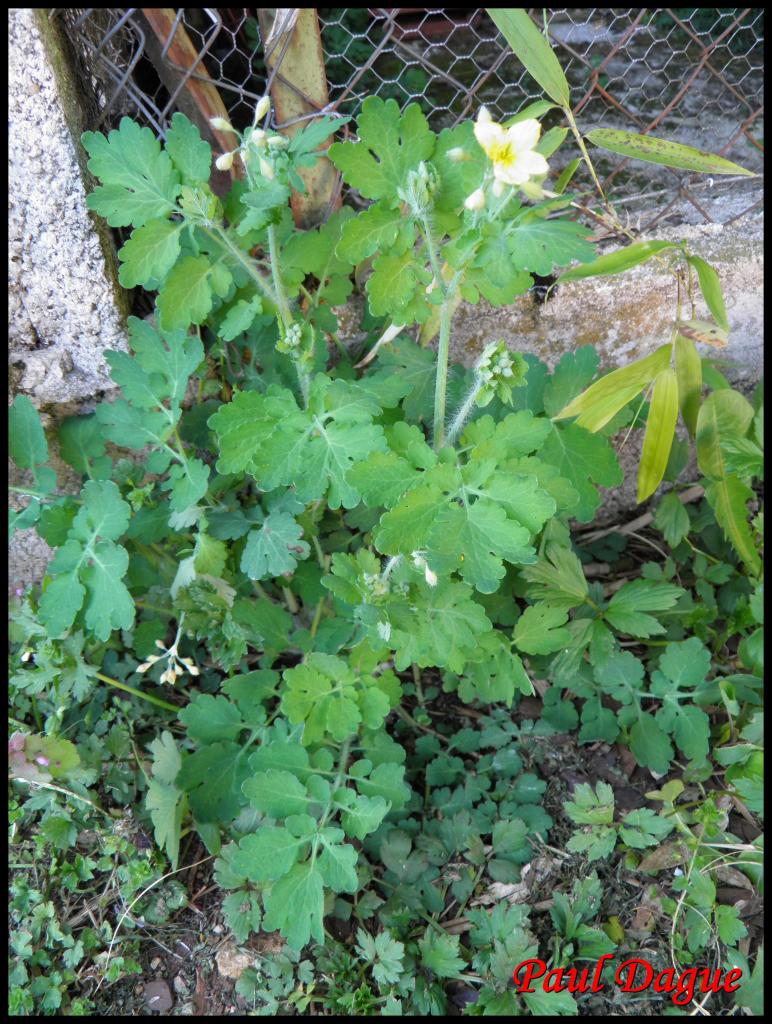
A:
327,97,435,202
240,511,310,581
82,116,181,227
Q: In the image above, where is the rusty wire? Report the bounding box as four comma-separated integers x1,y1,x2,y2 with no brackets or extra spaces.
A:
58,8,763,228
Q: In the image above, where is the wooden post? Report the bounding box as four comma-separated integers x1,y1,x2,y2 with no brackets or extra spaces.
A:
139,9,239,193
257,8,339,228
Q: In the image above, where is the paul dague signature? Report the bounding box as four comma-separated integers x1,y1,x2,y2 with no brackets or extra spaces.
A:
513,955,743,1007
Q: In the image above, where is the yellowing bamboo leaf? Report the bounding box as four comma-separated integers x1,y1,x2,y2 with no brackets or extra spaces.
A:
554,344,671,431
487,9,570,108
556,240,677,284
637,368,678,502
675,319,728,349
674,334,702,437
687,255,729,332
585,129,756,176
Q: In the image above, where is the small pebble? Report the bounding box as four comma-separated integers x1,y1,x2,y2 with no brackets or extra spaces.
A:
144,979,173,1014
149,957,162,971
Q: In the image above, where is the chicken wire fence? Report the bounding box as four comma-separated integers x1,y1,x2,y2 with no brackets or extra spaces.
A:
59,7,764,229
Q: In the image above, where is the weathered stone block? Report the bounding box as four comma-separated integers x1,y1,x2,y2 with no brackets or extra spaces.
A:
8,8,129,405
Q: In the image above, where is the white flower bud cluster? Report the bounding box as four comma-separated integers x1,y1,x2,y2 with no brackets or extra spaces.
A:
364,572,390,598
136,638,199,686
477,340,517,384
282,323,303,350
411,551,438,587
211,96,285,181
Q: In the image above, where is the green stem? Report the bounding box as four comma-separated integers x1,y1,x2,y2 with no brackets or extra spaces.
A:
432,290,456,449
202,225,279,308
446,376,482,447
421,215,445,297
95,672,179,713
309,598,325,639
9,485,72,501
295,359,311,408
266,223,294,328
563,106,610,207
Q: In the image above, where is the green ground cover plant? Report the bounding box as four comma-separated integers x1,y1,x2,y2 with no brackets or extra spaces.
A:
9,9,762,1016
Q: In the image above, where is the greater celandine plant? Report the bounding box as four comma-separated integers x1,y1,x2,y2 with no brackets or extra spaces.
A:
9,8,761,961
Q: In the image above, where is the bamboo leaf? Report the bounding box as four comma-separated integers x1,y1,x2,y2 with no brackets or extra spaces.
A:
555,158,580,195
487,9,570,108
674,334,702,437
694,389,760,583
556,240,677,284
554,344,671,432
505,100,557,126
675,318,728,350
704,475,761,576
687,256,729,332
637,369,678,502
585,129,755,177
695,390,754,478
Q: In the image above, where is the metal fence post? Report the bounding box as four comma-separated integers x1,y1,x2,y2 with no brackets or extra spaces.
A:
257,8,339,228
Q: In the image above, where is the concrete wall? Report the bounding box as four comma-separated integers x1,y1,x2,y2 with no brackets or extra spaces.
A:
9,7,128,595
9,8,129,404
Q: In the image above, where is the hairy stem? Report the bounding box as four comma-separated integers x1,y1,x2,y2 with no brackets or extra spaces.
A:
202,225,279,308
267,223,294,328
432,291,456,449
446,376,483,447
421,215,445,296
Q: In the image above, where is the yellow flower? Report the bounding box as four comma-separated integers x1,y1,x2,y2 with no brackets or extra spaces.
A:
473,107,548,185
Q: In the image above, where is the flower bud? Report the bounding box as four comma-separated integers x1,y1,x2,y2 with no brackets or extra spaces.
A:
209,116,236,134
215,150,234,172
259,156,275,180
520,179,546,201
464,187,486,212
136,662,151,674
267,134,289,150
446,147,467,163
491,179,507,198
250,128,267,149
254,95,271,123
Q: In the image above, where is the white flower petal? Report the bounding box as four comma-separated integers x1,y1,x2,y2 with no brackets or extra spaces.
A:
477,105,493,125
506,118,541,152
515,149,549,177
474,120,506,153
493,160,531,185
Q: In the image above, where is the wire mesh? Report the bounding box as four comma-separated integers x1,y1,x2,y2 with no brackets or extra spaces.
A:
59,8,763,228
